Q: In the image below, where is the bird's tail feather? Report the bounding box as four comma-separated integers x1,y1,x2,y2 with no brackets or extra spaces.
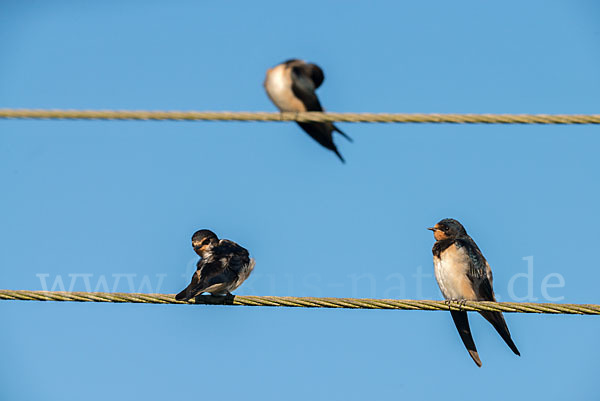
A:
333,126,353,142
333,147,346,163
479,311,520,356
450,310,482,367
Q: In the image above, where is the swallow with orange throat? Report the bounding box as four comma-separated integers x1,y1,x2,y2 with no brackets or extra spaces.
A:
428,218,520,367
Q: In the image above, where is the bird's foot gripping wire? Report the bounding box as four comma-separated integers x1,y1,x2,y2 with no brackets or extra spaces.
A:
444,299,468,311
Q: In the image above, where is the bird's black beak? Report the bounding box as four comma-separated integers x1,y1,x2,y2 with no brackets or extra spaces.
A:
427,227,436,231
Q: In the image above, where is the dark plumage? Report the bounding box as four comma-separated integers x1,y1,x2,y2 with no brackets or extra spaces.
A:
264,59,352,163
175,230,255,301
429,218,520,367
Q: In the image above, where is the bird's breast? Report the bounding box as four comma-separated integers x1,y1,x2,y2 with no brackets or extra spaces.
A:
434,245,477,301
264,65,306,112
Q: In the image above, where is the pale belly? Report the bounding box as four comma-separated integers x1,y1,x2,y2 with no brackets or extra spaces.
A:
433,247,477,301
264,66,305,112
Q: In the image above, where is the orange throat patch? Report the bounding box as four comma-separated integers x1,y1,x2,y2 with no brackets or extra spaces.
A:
433,230,448,241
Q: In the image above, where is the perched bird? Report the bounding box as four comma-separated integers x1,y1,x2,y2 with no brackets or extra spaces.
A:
428,218,520,367
264,59,352,163
176,229,255,301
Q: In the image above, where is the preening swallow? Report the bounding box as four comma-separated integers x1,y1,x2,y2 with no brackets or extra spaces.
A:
176,229,255,301
264,59,352,163
429,218,520,367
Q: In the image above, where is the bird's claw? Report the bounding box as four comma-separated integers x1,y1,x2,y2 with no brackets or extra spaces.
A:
444,299,468,311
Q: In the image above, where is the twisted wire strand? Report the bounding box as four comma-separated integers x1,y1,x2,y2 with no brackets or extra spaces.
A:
1,290,598,314
1,109,600,124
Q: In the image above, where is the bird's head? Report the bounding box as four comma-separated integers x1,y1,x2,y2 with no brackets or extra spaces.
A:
283,58,303,66
191,229,219,257
427,218,468,241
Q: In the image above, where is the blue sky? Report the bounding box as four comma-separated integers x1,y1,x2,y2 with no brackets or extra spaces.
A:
1,1,599,400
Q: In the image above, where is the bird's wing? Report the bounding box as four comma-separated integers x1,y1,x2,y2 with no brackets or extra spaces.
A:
457,239,521,356
290,64,324,112
456,238,495,301
289,62,351,160
215,239,248,255
214,239,250,274
479,310,521,356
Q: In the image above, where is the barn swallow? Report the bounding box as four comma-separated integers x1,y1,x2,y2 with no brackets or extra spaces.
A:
175,229,255,301
428,218,520,367
264,59,352,163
